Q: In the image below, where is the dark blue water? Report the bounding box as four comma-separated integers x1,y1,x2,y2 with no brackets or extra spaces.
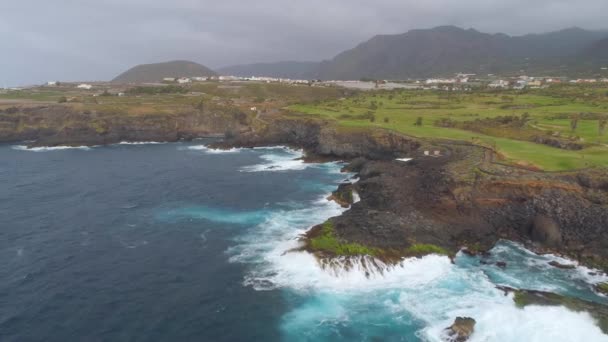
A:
2,142,608,342
0,142,346,342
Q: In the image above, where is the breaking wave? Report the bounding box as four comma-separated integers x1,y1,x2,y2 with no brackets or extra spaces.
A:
12,145,92,152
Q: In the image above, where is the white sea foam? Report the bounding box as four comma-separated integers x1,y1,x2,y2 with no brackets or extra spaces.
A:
221,148,608,341
240,148,309,172
12,145,92,152
117,141,167,145
186,145,244,153
396,158,413,162
352,191,361,204
232,193,608,341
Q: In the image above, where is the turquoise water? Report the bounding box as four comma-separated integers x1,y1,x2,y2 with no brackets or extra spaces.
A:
2,142,607,341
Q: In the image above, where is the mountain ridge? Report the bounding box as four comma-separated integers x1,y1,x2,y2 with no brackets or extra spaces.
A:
219,26,608,80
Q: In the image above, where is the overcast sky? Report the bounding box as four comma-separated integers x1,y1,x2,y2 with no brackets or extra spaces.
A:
2,0,608,86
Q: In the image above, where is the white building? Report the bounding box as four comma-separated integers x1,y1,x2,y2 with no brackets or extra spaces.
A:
77,84,93,90
488,80,510,89
46,81,57,86
163,77,176,82
177,77,192,84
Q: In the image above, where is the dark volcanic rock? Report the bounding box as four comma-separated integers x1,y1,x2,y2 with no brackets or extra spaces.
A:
506,287,608,334
445,317,476,342
0,105,247,147
327,183,354,208
531,215,562,247
548,261,576,270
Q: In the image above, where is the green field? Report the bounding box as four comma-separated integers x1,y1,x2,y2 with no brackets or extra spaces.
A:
290,87,608,170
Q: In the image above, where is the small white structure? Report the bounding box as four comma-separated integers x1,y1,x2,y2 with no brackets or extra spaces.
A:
434,150,441,156
250,106,257,111
46,81,57,86
163,77,176,82
177,77,191,84
424,151,430,156
77,84,93,90
489,80,509,89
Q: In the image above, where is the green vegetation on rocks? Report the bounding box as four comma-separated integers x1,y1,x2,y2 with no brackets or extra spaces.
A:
308,221,379,256
403,243,449,257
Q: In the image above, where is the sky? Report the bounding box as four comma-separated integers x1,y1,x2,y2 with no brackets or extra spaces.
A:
1,0,608,86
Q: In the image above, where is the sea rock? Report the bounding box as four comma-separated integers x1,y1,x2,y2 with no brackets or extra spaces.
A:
445,317,476,342
508,287,608,334
548,261,576,270
496,261,507,268
530,215,562,247
594,282,608,296
327,183,354,208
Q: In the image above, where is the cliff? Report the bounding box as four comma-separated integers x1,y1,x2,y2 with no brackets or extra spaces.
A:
218,117,608,269
0,105,250,147
3,105,608,271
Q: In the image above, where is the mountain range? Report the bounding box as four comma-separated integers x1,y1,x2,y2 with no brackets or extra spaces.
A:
113,26,608,83
220,26,608,80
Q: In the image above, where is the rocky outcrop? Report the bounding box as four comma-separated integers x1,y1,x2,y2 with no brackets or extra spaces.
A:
218,117,422,160
531,215,562,247
445,317,476,342
0,105,249,147
501,286,608,334
327,183,355,208
313,141,608,265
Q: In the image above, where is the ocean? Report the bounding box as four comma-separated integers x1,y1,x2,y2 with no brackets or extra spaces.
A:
1,141,607,342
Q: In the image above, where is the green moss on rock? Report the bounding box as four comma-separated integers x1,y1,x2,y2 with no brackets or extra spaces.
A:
309,221,378,256
404,243,449,257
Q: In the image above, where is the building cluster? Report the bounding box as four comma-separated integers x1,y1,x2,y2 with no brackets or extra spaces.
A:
162,75,311,85
417,74,608,90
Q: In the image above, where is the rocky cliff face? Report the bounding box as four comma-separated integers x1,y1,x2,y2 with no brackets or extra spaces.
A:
221,117,608,267
4,106,607,269
219,117,421,160
0,105,249,146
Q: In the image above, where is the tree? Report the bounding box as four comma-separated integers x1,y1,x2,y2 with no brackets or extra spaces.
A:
384,117,390,123
414,117,423,126
58,96,67,103
570,113,580,132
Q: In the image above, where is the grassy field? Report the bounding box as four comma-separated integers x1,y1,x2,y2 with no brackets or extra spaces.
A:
3,82,607,171
290,87,608,171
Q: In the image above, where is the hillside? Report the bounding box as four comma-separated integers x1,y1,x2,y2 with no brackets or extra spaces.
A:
218,61,319,79
584,38,608,60
112,60,217,84
313,26,608,80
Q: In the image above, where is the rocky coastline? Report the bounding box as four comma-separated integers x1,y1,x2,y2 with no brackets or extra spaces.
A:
214,116,608,272
5,106,608,272
5,106,608,339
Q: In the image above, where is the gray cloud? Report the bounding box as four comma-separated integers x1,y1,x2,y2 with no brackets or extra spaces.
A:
1,0,607,86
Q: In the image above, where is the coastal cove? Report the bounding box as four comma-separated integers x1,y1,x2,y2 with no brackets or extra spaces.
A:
2,141,608,341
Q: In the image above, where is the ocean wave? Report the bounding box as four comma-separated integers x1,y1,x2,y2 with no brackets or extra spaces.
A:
229,189,608,341
116,141,167,145
186,145,244,153
11,145,92,152
239,148,309,172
